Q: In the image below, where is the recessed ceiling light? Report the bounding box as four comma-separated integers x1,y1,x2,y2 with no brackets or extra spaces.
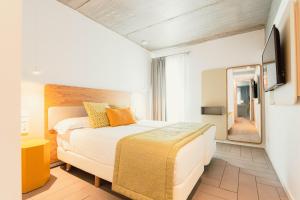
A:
141,40,148,46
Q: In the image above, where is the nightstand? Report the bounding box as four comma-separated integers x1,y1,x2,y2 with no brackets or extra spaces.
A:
21,138,50,193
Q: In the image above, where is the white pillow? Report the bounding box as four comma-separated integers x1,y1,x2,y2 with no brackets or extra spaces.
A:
54,117,90,134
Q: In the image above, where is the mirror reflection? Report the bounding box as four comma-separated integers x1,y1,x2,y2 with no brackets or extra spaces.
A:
227,65,262,143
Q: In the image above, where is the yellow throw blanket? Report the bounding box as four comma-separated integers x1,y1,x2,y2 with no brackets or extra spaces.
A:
112,122,213,200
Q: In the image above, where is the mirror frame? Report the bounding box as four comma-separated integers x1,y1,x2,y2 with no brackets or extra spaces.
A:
226,64,264,144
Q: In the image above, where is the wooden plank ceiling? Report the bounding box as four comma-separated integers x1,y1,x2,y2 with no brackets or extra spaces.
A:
58,0,273,50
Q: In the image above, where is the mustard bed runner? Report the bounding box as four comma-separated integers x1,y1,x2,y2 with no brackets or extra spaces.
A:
112,122,213,200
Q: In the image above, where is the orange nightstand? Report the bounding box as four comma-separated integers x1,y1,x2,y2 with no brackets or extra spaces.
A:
21,138,50,193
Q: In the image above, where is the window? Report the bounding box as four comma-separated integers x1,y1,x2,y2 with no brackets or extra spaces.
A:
165,54,187,122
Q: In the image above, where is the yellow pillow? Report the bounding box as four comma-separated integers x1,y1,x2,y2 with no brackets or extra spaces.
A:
106,107,136,127
83,102,109,128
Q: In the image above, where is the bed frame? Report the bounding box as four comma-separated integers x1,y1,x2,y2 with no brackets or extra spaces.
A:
44,84,216,199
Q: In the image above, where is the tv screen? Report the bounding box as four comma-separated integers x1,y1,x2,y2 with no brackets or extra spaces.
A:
262,25,285,92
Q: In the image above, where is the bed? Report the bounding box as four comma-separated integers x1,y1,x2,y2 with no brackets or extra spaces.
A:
45,84,216,200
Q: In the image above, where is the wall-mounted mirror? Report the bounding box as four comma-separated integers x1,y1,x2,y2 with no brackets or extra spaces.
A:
227,65,262,144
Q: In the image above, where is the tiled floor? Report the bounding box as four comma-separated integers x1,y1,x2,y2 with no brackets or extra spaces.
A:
193,143,288,200
23,143,288,200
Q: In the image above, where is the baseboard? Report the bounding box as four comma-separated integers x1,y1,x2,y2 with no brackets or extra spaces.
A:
216,139,265,148
265,148,295,200
281,181,295,200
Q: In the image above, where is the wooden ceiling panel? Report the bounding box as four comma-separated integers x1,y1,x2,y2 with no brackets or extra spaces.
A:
58,0,272,50
58,0,90,9
77,0,217,35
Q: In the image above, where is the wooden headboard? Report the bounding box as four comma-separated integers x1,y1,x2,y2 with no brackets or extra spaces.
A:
44,84,131,163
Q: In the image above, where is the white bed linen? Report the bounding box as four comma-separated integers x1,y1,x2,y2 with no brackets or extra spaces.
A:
57,120,216,186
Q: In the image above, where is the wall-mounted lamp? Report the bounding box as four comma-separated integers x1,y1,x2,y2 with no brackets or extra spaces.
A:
21,110,30,136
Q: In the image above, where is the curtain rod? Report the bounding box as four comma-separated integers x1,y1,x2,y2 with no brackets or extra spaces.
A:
165,51,190,57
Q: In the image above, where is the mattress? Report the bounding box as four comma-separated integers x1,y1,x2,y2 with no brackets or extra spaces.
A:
57,120,216,185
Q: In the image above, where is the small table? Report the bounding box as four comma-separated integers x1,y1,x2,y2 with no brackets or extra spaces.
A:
21,138,50,193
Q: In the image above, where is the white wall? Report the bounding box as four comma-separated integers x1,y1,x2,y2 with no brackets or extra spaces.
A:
265,98,300,200
152,30,265,123
264,1,300,200
0,1,21,199
266,0,284,37
22,0,151,137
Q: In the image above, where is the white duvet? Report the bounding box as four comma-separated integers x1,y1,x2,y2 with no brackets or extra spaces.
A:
57,120,216,185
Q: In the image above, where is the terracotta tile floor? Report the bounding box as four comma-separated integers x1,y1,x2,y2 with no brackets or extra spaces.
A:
193,143,288,200
23,143,288,200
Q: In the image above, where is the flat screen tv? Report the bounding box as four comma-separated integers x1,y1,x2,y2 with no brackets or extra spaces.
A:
262,25,285,92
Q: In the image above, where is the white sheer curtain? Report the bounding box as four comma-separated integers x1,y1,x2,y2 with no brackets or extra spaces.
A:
165,54,187,122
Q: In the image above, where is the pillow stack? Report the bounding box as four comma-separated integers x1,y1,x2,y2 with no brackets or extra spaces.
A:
83,102,135,128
